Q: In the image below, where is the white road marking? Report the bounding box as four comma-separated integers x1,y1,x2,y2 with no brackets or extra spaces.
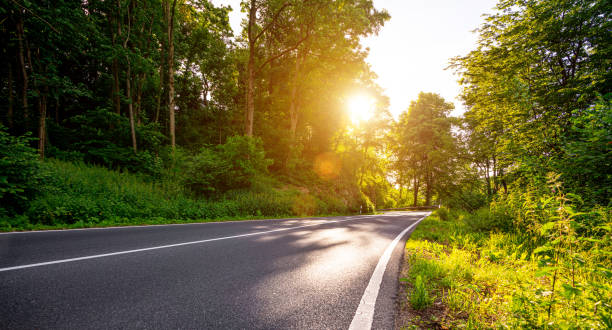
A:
0,215,369,235
349,214,429,330
0,214,416,273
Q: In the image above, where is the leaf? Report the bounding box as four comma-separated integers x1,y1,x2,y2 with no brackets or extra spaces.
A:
560,284,581,299
540,221,556,235
535,266,556,277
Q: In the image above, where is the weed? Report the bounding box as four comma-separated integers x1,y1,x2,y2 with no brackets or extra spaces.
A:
410,275,431,310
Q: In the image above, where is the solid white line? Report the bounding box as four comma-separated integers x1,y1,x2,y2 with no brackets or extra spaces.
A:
348,213,429,330
0,215,388,273
0,215,370,235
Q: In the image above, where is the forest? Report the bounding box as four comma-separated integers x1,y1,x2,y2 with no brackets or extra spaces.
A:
0,0,610,327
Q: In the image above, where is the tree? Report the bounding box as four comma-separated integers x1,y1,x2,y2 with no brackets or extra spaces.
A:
394,92,457,206
452,0,611,203
165,0,178,149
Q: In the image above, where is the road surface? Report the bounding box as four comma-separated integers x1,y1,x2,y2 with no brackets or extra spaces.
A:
0,212,428,329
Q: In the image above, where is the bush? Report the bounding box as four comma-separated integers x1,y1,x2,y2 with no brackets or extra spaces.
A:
217,135,273,188
0,126,43,215
51,108,165,176
17,159,301,227
463,206,513,232
183,136,272,196
443,189,488,212
436,206,451,221
183,147,230,195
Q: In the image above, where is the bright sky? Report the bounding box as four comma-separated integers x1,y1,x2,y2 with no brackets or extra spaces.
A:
212,0,498,117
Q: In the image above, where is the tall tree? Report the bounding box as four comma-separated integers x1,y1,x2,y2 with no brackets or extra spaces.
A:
452,0,611,202
394,92,457,206
165,0,178,149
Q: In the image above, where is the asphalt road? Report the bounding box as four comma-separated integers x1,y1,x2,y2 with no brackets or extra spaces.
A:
0,212,428,329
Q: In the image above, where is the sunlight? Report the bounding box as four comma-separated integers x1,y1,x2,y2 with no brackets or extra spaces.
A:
347,94,375,124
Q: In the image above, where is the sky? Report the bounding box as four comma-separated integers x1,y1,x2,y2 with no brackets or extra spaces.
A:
212,0,499,117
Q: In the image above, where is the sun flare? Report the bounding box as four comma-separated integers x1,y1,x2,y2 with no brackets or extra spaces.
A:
347,94,375,124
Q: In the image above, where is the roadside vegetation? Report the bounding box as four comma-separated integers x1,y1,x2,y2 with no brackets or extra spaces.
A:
399,197,611,328
0,129,372,231
395,0,611,327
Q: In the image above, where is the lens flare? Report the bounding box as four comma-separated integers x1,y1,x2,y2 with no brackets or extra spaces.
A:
314,152,341,180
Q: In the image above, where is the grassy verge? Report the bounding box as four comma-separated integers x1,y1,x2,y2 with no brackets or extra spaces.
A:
1,213,358,232
1,159,366,231
397,208,611,329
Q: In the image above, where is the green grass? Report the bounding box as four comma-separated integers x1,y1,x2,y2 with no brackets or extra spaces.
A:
410,275,432,310
399,207,612,329
1,159,361,231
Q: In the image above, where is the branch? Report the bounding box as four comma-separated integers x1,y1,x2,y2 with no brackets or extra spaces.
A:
255,29,310,75
10,0,59,34
253,1,292,43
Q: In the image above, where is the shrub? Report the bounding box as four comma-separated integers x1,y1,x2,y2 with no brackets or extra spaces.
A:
292,193,317,216
217,135,273,188
436,206,451,221
53,108,165,176
183,136,273,196
182,147,230,195
443,189,488,212
464,206,513,232
0,126,43,215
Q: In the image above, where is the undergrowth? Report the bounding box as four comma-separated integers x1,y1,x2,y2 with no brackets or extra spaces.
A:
399,179,611,329
0,159,363,231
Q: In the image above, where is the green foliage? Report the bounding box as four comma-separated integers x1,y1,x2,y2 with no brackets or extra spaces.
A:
391,92,459,206
410,275,432,310
57,109,165,174
555,95,612,205
436,206,451,221
182,136,273,196
182,147,231,195
0,126,43,214
401,185,611,328
453,0,611,205
0,158,362,230
463,207,513,232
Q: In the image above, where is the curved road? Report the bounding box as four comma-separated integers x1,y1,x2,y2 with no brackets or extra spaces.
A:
0,212,428,329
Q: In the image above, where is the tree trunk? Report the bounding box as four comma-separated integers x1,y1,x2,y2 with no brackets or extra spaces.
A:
112,2,121,115
500,168,508,194
412,175,419,207
156,2,166,125
135,73,145,125
112,59,121,114
38,89,47,159
485,159,492,198
425,170,433,206
166,0,177,149
126,59,137,153
492,156,498,194
155,61,164,123
289,51,303,141
16,16,28,120
398,172,403,201
123,1,136,152
245,0,257,137
7,62,14,128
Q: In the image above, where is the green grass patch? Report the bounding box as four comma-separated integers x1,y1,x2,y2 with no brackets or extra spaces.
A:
0,159,359,231
398,207,612,329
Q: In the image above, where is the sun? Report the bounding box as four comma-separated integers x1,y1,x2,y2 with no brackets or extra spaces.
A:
347,94,375,124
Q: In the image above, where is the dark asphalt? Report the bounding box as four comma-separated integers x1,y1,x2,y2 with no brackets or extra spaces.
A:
0,212,427,329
